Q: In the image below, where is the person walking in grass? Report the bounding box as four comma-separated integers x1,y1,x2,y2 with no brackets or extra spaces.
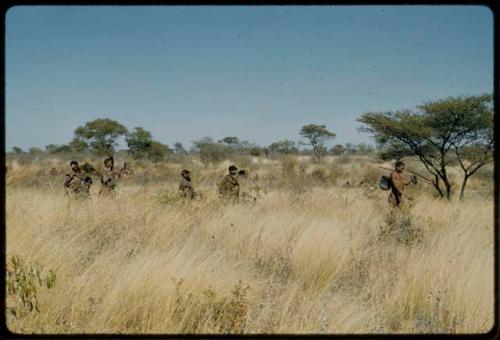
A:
389,161,417,208
98,156,129,197
178,169,196,199
64,160,92,199
218,165,240,200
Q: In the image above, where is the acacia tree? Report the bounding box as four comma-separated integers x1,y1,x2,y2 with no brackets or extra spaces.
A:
269,140,298,155
330,144,345,156
219,137,240,147
126,127,153,159
74,118,128,156
12,147,24,154
299,124,336,162
358,94,493,199
174,142,187,155
192,137,228,167
69,137,88,153
126,127,171,162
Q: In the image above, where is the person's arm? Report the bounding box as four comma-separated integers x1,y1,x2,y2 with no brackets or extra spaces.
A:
64,174,74,187
218,177,228,194
117,162,129,178
401,173,412,186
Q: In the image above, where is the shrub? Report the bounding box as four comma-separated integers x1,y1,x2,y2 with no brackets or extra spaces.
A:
6,254,56,320
379,211,424,246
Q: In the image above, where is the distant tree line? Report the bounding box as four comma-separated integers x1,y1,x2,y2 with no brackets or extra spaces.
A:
11,120,373,162
9,93,492,199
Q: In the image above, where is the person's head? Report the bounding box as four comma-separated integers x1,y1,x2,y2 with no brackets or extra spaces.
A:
181,169,191,181
238,169,246,177
104,156,114,170
70,160,79,172
228,165,238,176
395,161,405,173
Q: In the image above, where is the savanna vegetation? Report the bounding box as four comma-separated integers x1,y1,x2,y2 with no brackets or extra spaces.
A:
6,94,494,334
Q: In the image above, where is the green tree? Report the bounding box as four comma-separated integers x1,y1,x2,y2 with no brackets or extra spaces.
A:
44,144,71,154
148,141,171,162
69,138,88,153
356,143,374,154
219,136,240,147
344,143,357,154
126,127,153,159
28,147,43,155
358,94,493,199
74,118,128,156
299,124,336,161
268,140,298,155
192,137,228,167
12,147,24,154
330,144,345,156
174,142,187,155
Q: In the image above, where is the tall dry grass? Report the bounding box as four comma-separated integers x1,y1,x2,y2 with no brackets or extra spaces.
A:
5,155,494,334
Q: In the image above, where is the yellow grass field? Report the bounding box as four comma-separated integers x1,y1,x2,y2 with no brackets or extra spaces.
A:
5,155,494,334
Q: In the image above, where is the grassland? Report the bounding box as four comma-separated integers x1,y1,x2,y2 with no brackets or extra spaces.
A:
5,154,494,334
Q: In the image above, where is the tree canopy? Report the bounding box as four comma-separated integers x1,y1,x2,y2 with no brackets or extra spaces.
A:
358,94,493,199
192,137,228,167
299,124,336,161
269,140,298,155
74,118,128,156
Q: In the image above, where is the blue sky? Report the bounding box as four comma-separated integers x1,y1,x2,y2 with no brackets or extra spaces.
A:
6,5,493,151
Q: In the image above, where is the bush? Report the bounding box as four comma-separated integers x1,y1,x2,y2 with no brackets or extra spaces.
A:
379,211,424,246
6,254,56,320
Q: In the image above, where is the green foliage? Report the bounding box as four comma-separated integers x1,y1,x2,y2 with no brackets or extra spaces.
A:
248,146,264,157
148,141,172,162
344,143,357,154
299,124,336,161
74,118,128,156
126,127,153,159
174,142,187,155
28,147,43,155
358,94,493,199
356,143,374,155
69,137,88,153
269,140,298,155
192,137,228,167
219,136,240,146
12,147,25,154
45,144,72,154
330,144,345,156
6,254,57,319
125,127,171,162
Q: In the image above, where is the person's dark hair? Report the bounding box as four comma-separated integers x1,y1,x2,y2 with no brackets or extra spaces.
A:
238,169,246,176
181,169,190,176
229,165,238,171
70,160,78,166
395,161,405,168
104,156,114,165
84,176,93,185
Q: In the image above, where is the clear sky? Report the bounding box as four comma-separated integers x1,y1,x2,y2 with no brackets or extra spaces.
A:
5,5,493,151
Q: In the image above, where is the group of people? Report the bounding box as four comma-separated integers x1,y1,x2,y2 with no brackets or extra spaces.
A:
64,158,244,202
63,156,129,199
176,164,243,201
64,157,416,208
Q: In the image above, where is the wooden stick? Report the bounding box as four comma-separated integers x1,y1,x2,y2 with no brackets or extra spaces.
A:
378,166,434,183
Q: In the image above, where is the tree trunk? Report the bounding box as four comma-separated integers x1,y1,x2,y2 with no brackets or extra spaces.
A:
459,174,469,200
432,175,444,198
444,179,452,199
